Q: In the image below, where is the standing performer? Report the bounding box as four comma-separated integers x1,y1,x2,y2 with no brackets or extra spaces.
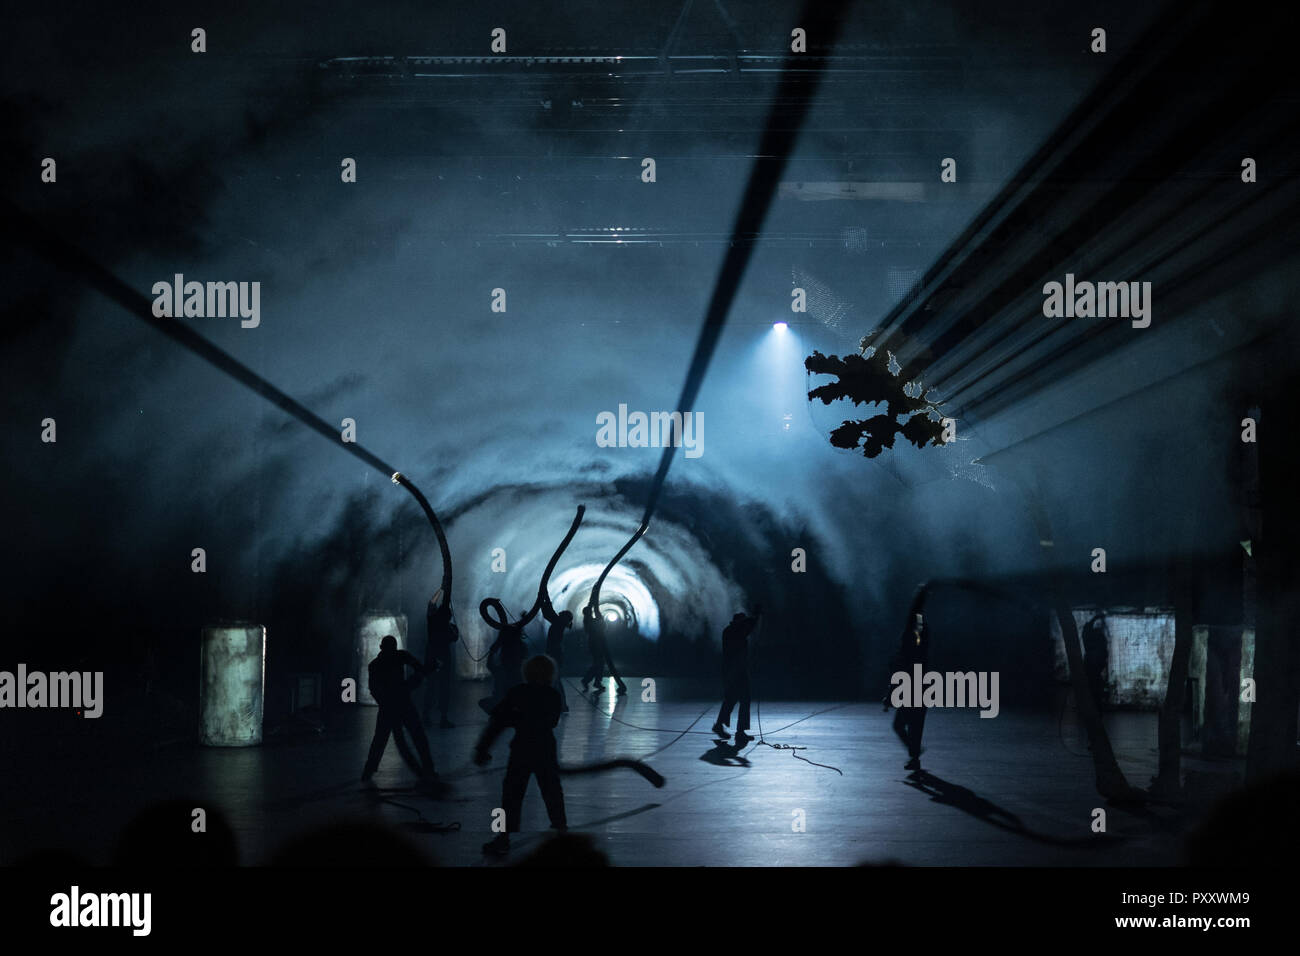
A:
579,605,627,695
475,654,567,856
362,635,438,782
889,610,931,771
711,607,762,745
479,599,530,715
424,589,459,729
541,600,574,713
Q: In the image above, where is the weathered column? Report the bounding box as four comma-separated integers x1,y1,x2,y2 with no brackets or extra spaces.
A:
199,624,265,747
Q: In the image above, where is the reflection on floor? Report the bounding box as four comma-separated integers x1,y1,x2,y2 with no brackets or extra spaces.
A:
2,679,1241,866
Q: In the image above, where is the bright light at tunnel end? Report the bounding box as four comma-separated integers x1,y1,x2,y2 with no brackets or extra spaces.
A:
547,563,659,639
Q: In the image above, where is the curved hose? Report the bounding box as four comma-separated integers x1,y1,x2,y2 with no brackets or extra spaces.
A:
587,518,648,613
391,472,452,599
558,759,664,786
480,505,587,630
527,504,585,619
479,597,512,630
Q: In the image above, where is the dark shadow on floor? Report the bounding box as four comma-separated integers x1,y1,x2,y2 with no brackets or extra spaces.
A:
364,777,452,800
271,821,434,866
571,802,662,829
514,832,611,867
700,741,751,767
903,770,1116,848
263,779,357,812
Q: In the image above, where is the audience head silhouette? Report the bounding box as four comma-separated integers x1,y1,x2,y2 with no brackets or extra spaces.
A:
523,654,557,685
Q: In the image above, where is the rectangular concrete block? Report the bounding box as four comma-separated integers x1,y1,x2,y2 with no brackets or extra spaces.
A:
199,624,266,747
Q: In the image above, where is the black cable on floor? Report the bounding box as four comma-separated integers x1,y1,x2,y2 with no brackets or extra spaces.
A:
564,670,856,777
745,635,845,775
376,796,462,833
750,695,845,775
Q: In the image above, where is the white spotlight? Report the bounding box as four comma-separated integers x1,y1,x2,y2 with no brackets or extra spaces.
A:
773,321,788,332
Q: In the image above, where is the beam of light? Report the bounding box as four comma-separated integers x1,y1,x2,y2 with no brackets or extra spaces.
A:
745,319,808,438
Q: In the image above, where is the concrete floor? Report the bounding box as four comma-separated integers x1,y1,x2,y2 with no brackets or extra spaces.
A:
2,679,1237,866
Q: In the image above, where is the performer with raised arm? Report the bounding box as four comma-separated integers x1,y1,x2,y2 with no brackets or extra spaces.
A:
541,598,575,713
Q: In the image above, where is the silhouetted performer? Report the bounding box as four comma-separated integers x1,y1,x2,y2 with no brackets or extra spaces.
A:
579,605,627,695
424,590,458,728
890,610,930,771
542,600,574,713
475,654,567,855
712,608,762,744
1081,613,1108,711
362,635,437,782
479,612,529,715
